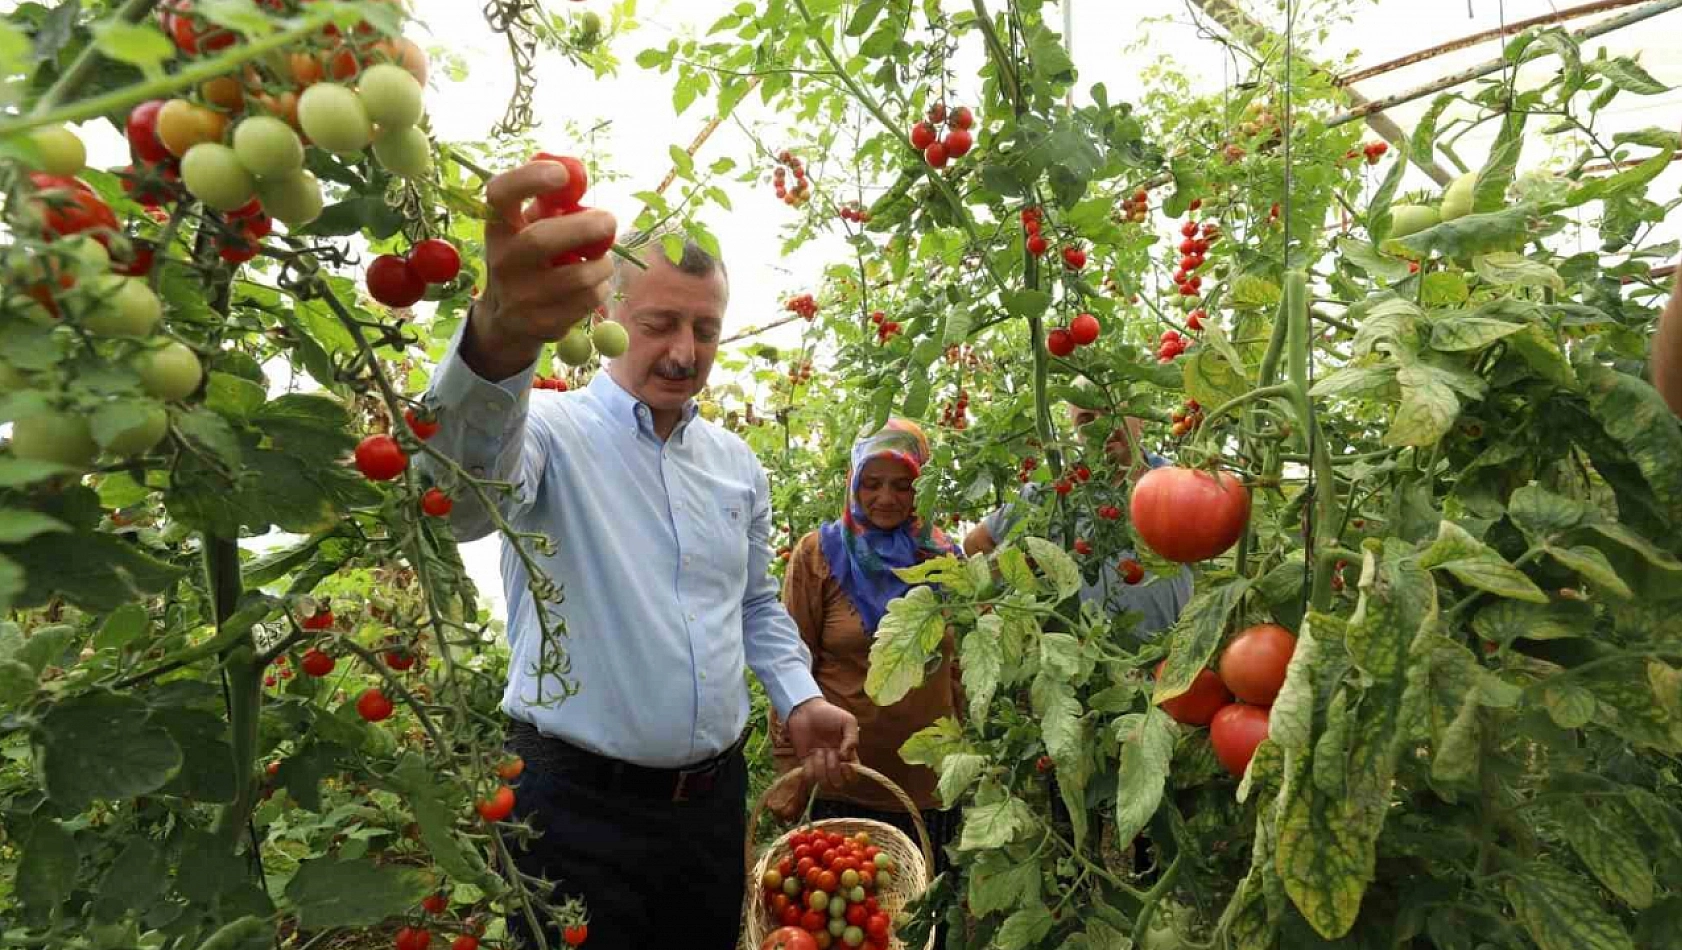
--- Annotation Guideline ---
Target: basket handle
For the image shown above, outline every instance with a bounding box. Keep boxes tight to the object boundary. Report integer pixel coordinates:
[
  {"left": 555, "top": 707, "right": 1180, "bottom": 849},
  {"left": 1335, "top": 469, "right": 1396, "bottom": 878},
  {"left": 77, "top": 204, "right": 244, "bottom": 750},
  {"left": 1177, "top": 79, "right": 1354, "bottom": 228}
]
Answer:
[{"left": 746, "top": 763, "right": 936, "bottom": 882}]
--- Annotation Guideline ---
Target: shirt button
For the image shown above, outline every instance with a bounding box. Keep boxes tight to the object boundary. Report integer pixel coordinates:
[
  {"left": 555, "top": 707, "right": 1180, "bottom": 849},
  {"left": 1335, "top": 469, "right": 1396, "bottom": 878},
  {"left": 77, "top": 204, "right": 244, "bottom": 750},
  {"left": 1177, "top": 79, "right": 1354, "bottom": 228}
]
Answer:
[
  {"left": 684, "top": 555, "right": 692, "bottom": 565},
  {"left": 688, "top": 613, "right": 697, "bottom": 621}
]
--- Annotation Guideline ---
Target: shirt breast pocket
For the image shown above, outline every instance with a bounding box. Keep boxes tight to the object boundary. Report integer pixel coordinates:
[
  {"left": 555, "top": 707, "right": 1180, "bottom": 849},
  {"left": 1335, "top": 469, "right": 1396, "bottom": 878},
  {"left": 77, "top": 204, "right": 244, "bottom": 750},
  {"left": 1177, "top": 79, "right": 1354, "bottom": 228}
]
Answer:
[{"left": 706, "top": 482, "right": 753, "bottom": 578}]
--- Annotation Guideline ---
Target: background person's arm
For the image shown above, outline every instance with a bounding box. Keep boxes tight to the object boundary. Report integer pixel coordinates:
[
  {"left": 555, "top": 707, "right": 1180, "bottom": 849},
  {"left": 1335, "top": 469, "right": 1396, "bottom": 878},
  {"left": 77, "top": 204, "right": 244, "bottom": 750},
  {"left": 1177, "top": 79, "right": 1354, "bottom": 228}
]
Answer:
[{"left": 1650, "top": 266, "right": 1682, "bottom": 417}]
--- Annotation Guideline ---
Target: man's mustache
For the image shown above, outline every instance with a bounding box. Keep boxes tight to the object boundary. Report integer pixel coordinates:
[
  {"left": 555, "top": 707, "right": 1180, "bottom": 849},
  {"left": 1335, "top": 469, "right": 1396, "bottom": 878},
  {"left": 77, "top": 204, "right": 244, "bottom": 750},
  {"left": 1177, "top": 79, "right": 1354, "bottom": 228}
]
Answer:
[{"left": 654, "top": 362, "right": 697, "bottom": 381}]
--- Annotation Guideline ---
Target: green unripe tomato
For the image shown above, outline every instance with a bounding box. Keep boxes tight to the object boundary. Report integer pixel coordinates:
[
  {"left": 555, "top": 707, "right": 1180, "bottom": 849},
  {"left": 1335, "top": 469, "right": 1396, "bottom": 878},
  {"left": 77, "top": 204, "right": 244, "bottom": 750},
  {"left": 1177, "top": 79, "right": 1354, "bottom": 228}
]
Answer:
[
  {"left": 30, "top": 124, "right": 86, "bottom": 176},
  {"left": 1388, "top": 203, "right": 1441, "bottom": 239},
  {"left": 181, "top": 143, "right": 256, "bottom": 212},
  {"left": 102, "top": 402, "right": 170, "bottom": 456},
  {"left": 136, "top": 341, "right": 203, "bottom": 402},
  {"left": 357, "top": 63, "right": 425, "bottom": 129},
  {"left": 232, "top": 116, "right": 305, "bottom": 179},
  {"left": 10, "top": 411, "right": 98, "bottom": 468},
  {"left": 1440, "top": 172, "right": 1476, "bottom": 221},
  {"left": 255, "top": 171, "right": 324, "bottom": 227},
  {"left": 81, "top": 275, "right": 162, "bottom": 338},
  {"left": 590, "top": 320, "right": 628, "bottom": 358},
  {"left": 555, "top": 322, "right": 594, "bottom": 366},
  {"left": 372, "top": 125, "right": 432, "bottom": 179},
  {"left": 297, "top": 83, "right": 372, "bottom": 156}
]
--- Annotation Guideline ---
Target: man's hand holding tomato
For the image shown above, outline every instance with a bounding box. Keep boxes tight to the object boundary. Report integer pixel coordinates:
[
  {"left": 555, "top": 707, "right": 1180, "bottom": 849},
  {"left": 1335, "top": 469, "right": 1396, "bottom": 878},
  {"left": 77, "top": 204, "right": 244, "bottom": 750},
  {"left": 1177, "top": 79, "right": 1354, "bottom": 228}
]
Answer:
[{"left": 460, "top": 159, "right": 618, "bottom": 381}]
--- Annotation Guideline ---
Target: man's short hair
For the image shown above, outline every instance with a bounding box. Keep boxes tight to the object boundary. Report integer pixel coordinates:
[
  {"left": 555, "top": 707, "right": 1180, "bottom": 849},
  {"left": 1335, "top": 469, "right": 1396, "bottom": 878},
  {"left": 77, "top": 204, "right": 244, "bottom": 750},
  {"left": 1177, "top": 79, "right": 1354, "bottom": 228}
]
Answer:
[{"left": 610, "top": 224, "right": 727, "bottom": 297}]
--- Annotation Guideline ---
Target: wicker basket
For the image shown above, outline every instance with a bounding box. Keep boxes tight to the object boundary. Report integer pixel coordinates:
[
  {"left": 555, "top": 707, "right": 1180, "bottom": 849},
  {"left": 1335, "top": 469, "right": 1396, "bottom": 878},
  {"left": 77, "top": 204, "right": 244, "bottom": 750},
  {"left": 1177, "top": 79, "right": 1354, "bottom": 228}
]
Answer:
[{"left": 741, "top": 763, "right": 935, "bottom": 950}]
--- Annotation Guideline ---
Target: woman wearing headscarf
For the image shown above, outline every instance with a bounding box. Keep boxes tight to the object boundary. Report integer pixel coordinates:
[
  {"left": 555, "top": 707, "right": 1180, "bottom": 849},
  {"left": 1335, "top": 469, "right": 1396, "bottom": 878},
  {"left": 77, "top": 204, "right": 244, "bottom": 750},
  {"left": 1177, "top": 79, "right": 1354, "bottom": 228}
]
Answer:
[{"left": 766, "top": 418, "right": 963, "bottom": 873}]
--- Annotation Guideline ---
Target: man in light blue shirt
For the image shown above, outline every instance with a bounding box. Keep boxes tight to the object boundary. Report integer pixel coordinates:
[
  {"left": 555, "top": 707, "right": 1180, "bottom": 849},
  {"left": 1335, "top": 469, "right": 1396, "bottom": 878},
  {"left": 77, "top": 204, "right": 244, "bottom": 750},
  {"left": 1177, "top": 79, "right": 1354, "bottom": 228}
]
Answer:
[{"left": 416, "top": 158, "right": 857, "bottom": 950}]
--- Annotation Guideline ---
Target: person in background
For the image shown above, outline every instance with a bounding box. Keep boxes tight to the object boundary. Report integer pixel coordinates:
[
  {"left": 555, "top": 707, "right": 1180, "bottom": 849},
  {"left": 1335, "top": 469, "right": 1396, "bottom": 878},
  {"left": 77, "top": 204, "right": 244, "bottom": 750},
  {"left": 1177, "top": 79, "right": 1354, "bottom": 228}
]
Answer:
[
  {"left": 766, "top": 418, "right": 964, "bottom": 877},
  {"left": 415, "top": 156, "right": 858, "bottom": 950},
  {"left": 1647, "top": 266, "right": 1682, "bottom": 416},
  {"left": 963, "top": 388, "right": 1193, "bottom": 642}
]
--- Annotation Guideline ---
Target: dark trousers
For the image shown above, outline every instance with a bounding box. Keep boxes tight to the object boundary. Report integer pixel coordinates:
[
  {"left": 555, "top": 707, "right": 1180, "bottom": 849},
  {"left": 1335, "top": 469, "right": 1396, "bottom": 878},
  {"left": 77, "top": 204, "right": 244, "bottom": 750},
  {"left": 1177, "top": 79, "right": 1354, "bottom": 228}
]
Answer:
[{"left": 501, "top": 729, "right": 748, "bottom": 950}]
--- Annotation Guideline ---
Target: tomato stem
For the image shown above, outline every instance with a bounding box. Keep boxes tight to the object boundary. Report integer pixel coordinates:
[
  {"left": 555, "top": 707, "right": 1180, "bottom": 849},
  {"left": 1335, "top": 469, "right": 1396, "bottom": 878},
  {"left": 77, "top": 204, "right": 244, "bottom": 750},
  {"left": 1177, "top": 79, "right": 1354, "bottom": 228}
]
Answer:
[{"left": 2, "top": 13, "right": 337, "bottom": 139}]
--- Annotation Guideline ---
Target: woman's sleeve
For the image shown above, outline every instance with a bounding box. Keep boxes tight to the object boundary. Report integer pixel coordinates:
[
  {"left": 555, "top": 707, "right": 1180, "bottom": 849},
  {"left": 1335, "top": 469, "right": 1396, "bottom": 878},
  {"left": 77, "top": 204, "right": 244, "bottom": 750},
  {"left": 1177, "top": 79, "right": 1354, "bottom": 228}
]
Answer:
[{"left": 782, "top": 532, "right": 828, "bottom": 660}]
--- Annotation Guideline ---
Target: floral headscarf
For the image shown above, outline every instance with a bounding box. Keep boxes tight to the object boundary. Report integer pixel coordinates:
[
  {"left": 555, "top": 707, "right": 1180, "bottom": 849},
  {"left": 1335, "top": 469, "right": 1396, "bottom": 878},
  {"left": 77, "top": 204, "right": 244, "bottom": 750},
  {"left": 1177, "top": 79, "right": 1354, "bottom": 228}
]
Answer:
[{"left": 817, "top": 418, "right": 960, "bottom": 635}]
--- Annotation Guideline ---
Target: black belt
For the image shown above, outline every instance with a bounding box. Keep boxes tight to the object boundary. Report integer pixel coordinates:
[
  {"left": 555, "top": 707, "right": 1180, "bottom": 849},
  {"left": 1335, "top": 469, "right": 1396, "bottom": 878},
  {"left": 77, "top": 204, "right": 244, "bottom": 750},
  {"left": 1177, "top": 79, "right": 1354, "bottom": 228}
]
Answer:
[{"left": 507, "top": 719, "right": 749, "bottom": 802}]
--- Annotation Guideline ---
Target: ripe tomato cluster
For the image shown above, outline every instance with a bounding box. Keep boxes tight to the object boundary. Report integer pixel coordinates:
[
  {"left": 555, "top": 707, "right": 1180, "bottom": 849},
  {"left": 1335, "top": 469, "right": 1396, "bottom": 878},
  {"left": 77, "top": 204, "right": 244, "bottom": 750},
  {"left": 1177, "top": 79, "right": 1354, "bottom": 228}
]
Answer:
[
  {"left": 1021, "top": 205, "right": 1048, "bottom": 257},
  {"left": 1169, "top": 399, "right": 1204, "bottom": 439},
  {"left": 532, "top": 375, "right": 571, "bottom": 392},
  {"left": 838, "top": 202, "right": 871, "bottom": 224},
  {"left": 1115, "top": 557, "right": 1145, "bottom": 585},
  {"left": 1016, "top": 455, "right": 1039, "bottom": 484},
  {"left": 1046, "top": 312, "right": 1101, "bottom": 358},
  {"left": 366, "top": 239, "right": 462, "bottom": 308},
  {"left": 1343, "top": 140, "right": 1390, "bottom": 164},
  {"left": 785, "top": 293, "right": 818, "bottom": 320},
  {"left": 1156, "top": 329, "right": 1187, "bottom": 364},
  {"left": 939, "top": 388, "right": 969, "bottom": 430},
  {"left": 908, "top": 101, "right": 975, "bottom": 169},
  {"left": 1155, "top": 623, "right": 1298, "bottom": 776},
  {"left": 773, "top": 151, "right": 812, "bottom": 207},
  {"left": 1117, "top": 187, "right": 1150, "bottom": 224},
  {"left": 760, "top": 826, "right": 898, "bottom": 950},
  {"left": 528, "top": 152, "right": 615, "bottom": 265},
  {"left": 868, "top": 310, "right": 902, "bottom": 343},
  {"left": 1171, "top": 217, "right": 1215, "bottom": 298}
]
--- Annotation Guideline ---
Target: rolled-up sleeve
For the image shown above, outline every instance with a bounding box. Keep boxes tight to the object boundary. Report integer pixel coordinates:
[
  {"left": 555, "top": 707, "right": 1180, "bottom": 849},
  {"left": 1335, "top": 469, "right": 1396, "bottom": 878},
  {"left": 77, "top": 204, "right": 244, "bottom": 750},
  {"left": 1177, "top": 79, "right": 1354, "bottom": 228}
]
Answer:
[
  {"left": 740, "top": 456, "right": 822, "bottom": 720},
  {"left": 415, "top": 317, "right": 548, "bottom": 543}
]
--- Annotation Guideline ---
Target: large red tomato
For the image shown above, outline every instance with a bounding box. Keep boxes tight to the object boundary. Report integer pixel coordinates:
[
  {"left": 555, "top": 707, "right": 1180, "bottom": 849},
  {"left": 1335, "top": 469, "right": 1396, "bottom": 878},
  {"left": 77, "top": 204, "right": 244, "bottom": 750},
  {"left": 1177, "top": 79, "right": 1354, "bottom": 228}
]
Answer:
[
  {"left": 1210, "top": 704, "right": 1270, "bottom": 776},
  {"left": 1154, "top": 660, "right": 1232, "bottom": 726},
  {"left": 762, "top": 926, "right": 818, "bottom": 950},
  {"left": 29, "top": 174, "right": 117, "bottom": 241},
  {"left": 1129, "top": 466, "right": 1250, "bottom": 562},
  {"left": 1218, "top": 623, "right": 1297, "bottom": 705}
]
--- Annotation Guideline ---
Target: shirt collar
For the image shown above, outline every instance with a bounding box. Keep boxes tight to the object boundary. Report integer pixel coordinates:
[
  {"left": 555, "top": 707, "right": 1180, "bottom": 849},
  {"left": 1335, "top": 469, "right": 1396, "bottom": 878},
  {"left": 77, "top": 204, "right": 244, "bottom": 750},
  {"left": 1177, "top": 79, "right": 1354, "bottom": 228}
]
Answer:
[{"left": 587, "top": 371, "right": 700, "bottom": 443}]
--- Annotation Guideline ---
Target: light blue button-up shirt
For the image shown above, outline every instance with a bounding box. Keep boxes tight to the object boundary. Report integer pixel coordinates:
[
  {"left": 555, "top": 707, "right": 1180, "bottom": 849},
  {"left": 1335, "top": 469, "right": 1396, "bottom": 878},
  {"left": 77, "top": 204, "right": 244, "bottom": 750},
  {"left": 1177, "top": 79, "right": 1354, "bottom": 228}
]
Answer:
[{"left": 419, "top": 327, "right": 822, "bottom": 768}]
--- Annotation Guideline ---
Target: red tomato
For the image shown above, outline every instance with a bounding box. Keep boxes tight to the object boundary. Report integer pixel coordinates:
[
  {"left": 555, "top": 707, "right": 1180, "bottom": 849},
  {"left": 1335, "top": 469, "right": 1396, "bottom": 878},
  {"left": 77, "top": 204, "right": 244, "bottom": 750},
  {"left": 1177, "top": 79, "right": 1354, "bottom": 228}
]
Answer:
[
  {"left": 908, "top": 122, "right": 936, "bottom": 150},
  {"left": 301, "top": 608, "right": 334, "bottom": 630},
  {"left": 796, "top": 856, "right": 816, "bottom": 876},
  {"left": 300, "top": 649, "right": 335, "bottom": 677},
  {"left": 475, "top": 784, "right": 515, "bottom": 821},
  {"left": 404, "top": 408, "right": 440, "bottom": 440},
  {"left": 532, "top": 152, "right": 588, "bottom": 209},
  {"left": 496, "top": 756, "right": 525, "bottom": 780},
  {"left": 1154, "top": 660, "right": 1232, "bottom": 726},
  {"left": 562, "top": 924, "right": 587, "bottom": 946},
  {"left": 1047, "top": 327, "right": 1076, "bottom": 358},
  {"left": 451, "top": 938, "right": 478, "bottom": 950},
  {"left": 29, "top": 174, "right": 117, "bottom": 241},
  {"left": 761, "top": 927, "right": 818, "bottom": 950},
  {"left": 356, "top": 688, "right": 394, "bottom": 722},
  {"left": 1070, "top": 312, "right": 1100, "bottom": 345},
  {"left": 366, "top": 253, "right": 426, "bottom": 307},
  {"left": 126, "top": 100, "right": 171, "bottom": 163},
  {"left": 816, "top": 870, "right": 837, "bottom": 892},
  {"left": 777, "top": 857, "right": 794, "bottom": 878},
  {"left": 421, "top": 488, "right": 453, "bottom": 517},
  {"left": 779, "top": 905, "right": 801, "bottom": 927},
  {"left": 1210, "top": 703, "right": 1270, "bottom": 776},
  {"left": 1117, "top": 558, "right": 1145, "bottom": 585},
  {"left": 420, "top": 893, "right": 447, "bottom": 915},
  {"left": 354, "top": 433, "right": 407, "bottom": 481},
  {"left": 384, "top": 647, "right": 417, "bottom": 670},
  {"left": 866, "top": 914, "right": 889, "bottom": 941},
  {"left": 820, "top": 849, "right": 838, "bottom": 868},
  {"left": 793, "top": 844, "right": 813, "bottom": 861},
  {"left": 394, "top": 927, "right": 431, "bottom": 950},
  {"left": 846, "top": 905, "right": 868, "bottom": 927},
  {"left": 1129, "top": 466, "right": 1250, "bottom": 563},
  {"left": 800, "top": 909, "right": 827, "bottom": 932},
  {"left": 408, "top": 239, "right": 462, "bottom": 284},
  {"left": 1218, "top": 623, "right": 1297, "bottom": 705}
]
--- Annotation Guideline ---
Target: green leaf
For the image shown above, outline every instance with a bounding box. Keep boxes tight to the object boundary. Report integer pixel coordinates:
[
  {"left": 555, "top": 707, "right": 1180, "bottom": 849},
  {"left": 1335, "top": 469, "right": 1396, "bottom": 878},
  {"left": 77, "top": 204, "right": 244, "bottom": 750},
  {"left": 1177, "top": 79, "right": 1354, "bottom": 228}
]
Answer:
[
  {"left": 92, "top": 838, "right": 167, "bottom": 923},
  {"left": 867, "top": 588, "right": 946, "bottom": 705},
  {"left": 961, "top": 614, "right": 1004, "bottom": 722},
  {"left": 1474, "top": 112, "right": 1525, "bottom": 214},
  {"left": 995, "top": 905, "right": 1055, "bottom": 950},
  {"left": 1022, "top": 537, "right": 1080, "bottom": 599},
  {"left": 3, "top": 528, "right": 187, "bottom": 612},
  {"left": 1561, "top": 147, "right": 1676, "bottom": 209},
  {"left": 958, "top": 796, "right": 1035, "bottom": 851},
  {"left": 1579, "top": 360, "right": 1682, "bottom": 526},
  {"left": 1592, "top": 56, "right": 1669, "bottom": 95},
  {"left": 1312, "top": 689, "right": 1351, "bottom": 796},
  {"left": 996, "top": 546, "right": 1037, "bottom": 594},
  {"left": 1474, "top": 252, "right": 1564, "bottom": 292},
  {"left": 1430, "top": 691, "right": 1480, "bottom": 787},
  {"left": 1418, "top": 520, "right": 1548, "bottom": 602},
  {"left": 899, "top": 718, "right": 965, "bottom": 771},
  {"left": 1428, "top": 315, "right": 1525, "bottom": 352},
  {"left": 1229, "top": 274, "right": 1282, "bottom": 310},
  {"left": 1472, "top": 598, "right": 1591, "bottom": 645},
  {"left": 90, "top": 21, "right": 174, "bottom": 75},
  {"left": 1420, "top": 271, "right": 1471, "bottom": 307},
  {"left": 17, "top": 818, "right": 77, "bottom": 915},
  {"left": 1335, "top": 236, "right": 1411, "bottom": 281},
  {"left": 0, "top": 458, "right": 74, "bottom": 487},
  {"left": 967, "top": 849, "right": 1041, "bottom": 916},
  {"left": 205, "top": 372, "right": 267, "bottom": 420},
  {"left": 33, "top": 690, "right": 182, "bottom": 811},
  {"left": 1112, "top": 706, "right": 1176, "bottom": 846},
  {"left": 1585, "top": 521, "right": 1682, "bottom": 573},
  {"left": 0, "top": 509, "right": 69, "bottom": 545},
  {"left": 1543, "top": 680, "right": 1598, "bottom": 728},
  {"left": 936, "top": 753, "right": 987, "bottom": 808},
  {"left": 285, "top": 856, "right": 433, "bottom": 930},
  {"left": 1412, "top": 95, "right": 1452, "bottom": 164},
  {"left": 152, "top": 708, "right": 235, "bottom": 803},
  {"left": 173, "top": 406, "right": 243, "bottom": 470},
  {"left": 1545, "top": 544, "right": 1634, "bottom": 598},
  {"left": 13, "top": 623, "right": 75, "bottom": 674},
  {"left": 389, "top": 753, "right": 494, "bottom": 888},
  {"left": 1563, "top": 807, "right": 1656, "bottom": 910},
  {"left": 93, "top": 604, "right": 149, "bottom": 652},
  {"left": 1309, "top": 366, "right": 1397, "bottom": 400},
  {"left": 1388, "top": 362, "right": 1461, "bottom": 446},
  {"left": 1366, "top": 136, "right": 1410, "bottom": 244},
  {"left": 1390, "top": 204, "right": 1532, "bottom": 259},
  {"left": 1508, "top": 324, "right": 1578, "bottom": 389},
  {"left": 1003, "top": 290, "right": 1051, "bottom": 320},
  {"left": 1182, "top": 324, "right": 1250, "bottom": 412},
  {"left": 1505, "top": 861, "right": 1638, "bottom": 950},
  {"left": 1154, "top": 577, "right": 1252, "bottom": 704}
]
